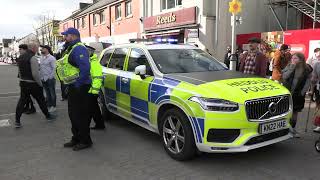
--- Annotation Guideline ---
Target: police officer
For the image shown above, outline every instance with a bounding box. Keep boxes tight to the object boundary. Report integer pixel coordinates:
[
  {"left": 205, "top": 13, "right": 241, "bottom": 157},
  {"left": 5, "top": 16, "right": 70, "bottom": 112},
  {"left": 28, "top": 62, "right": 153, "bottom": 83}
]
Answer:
[
  {"left": 58, "top": 28, "right": 92, "bottom": 151},
  {"left": 85, "top": 45, "right": 105, "bottom": 130}
]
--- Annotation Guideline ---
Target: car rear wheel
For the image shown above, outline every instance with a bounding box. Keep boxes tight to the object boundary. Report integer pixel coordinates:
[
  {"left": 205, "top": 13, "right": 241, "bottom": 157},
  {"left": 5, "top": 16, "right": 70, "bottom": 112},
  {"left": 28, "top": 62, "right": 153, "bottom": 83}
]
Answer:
[
  {"left": 315, "top": 140, "right": 320, "bottom": 153},
  {"left": 159, "top": 108, "right": 196, "bottom": 161}
]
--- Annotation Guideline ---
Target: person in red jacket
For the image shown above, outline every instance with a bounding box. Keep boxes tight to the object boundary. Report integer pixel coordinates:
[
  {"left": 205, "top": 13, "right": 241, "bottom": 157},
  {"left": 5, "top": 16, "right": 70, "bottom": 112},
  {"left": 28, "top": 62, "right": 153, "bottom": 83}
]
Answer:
[{"left": 239, "top": 37, "right": 267, "bottom": 77}]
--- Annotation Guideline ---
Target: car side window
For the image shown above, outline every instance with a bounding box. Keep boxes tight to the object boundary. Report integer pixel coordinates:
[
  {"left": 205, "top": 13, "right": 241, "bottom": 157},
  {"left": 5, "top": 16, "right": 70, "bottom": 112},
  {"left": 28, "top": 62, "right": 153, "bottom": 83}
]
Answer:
[
  {"left": 127, "top": 48, "right": 153, "bottom": 76},
  {"left": 108, "top": 48, "right": 128, "bottom": 70},
  {"left": 100, "top": 49, "right": 114, "bottom": 67}
]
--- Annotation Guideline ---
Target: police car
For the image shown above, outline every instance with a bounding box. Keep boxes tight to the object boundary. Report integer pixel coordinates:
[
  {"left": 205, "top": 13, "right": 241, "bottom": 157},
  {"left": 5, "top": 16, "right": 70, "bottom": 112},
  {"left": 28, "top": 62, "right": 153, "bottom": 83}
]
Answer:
[{"left": 98, "top": 43, "right": 292, "bottom": 160}]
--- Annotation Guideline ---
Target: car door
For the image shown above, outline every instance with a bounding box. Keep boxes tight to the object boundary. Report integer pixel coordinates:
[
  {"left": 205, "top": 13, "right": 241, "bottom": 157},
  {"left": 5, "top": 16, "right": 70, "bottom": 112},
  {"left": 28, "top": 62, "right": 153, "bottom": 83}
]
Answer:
[
  {"left": 109, "top": 48, "right": 130, "bottom": 117},
  {"left": 122, "top": 48, "right": 155, "bottom": 125},
  {"left": 101, "top": 47, "right": 128, "bottom": 114}
]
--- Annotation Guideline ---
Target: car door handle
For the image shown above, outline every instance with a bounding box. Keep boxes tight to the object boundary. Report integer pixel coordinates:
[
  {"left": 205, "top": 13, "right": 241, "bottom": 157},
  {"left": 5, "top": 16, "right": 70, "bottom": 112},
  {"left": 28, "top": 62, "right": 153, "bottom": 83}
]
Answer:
[{"left": 121, "top": 77, "right": 129, "bottom": 83}]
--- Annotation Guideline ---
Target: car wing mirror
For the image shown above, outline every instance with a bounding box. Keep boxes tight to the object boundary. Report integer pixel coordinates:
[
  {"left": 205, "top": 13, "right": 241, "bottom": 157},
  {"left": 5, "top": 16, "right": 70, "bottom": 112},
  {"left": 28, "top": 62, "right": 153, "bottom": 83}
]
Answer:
[{"left": 135, "top": 65, "right": 146, "bottom": 79}]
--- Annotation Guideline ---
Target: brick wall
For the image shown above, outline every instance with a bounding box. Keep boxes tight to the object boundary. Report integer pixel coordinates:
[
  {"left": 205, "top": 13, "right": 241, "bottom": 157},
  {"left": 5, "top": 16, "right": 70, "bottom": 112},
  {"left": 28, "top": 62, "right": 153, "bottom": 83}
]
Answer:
[{"left": 110, "top": 0, "right": 141, "bottom": 36}]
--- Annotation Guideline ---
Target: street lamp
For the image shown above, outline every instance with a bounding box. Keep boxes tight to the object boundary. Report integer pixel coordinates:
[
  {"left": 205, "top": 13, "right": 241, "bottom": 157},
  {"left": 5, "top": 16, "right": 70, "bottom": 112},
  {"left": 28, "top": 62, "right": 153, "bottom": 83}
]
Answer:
[{"left": 229, "top": 0, "right": 242, "bottom": 71}]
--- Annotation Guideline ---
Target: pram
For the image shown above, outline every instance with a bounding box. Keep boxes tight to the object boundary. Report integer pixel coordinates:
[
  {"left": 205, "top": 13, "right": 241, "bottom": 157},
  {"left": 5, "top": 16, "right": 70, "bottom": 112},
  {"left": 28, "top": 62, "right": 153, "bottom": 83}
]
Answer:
[{"left": 313, "top": 110, "right": 320, "bottom": 152}]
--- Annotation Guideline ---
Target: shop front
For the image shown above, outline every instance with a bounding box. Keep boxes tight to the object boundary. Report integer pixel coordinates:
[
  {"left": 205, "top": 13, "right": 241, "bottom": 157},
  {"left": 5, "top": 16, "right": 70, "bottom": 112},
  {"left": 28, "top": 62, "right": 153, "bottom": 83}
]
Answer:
[{"left": 143, "top": 7, "right": 198, "bottom": 44}]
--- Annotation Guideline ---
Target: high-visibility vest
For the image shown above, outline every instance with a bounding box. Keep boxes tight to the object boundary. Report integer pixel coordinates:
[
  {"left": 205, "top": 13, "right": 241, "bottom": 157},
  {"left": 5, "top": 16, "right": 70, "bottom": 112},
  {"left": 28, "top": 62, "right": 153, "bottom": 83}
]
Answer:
[
  {"left": 88, "top": 53, "right": 103, "bottom": 95},
  {"left": 56, "top": 42, "right": 85, "bottom": 84}
]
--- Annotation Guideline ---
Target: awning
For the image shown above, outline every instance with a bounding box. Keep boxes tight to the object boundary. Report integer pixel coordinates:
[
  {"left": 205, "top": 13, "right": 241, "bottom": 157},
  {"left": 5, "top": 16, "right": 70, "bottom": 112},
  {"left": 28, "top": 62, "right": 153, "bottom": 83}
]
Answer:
[{"left": 145, "top": 29, "right": 182, "bottom": 38}]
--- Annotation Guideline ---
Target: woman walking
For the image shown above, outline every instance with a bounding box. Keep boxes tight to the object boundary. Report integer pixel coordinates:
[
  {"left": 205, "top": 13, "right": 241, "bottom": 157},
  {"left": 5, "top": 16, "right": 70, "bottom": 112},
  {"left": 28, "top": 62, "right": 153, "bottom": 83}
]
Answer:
[{"left": 282, "top": 52, "right": 313, "bottom": 138}]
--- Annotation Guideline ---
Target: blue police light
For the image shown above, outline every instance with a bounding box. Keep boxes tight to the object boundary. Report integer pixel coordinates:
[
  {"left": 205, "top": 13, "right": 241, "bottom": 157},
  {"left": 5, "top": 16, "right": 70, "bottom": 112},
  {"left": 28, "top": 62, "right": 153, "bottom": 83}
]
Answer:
[
  {"left": 168, "top": 38, "right": 178, "bottom": 43},
  {"left": 156, "top": 38, "right": 162, "bottom": 42}
]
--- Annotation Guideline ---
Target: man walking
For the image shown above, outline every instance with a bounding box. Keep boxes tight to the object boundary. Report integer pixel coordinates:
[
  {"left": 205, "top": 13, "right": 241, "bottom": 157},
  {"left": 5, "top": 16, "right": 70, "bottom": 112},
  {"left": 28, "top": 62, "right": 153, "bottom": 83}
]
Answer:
[
  {"left": 17, "top": 44, "right": 36, "bottom": 114},
  {"left": 40, "top": 45, "right": 57, "bottom": 112},
  {"left": 57, "top": 28, "right": 92, "bottom": 151},
  {"left": 15, "top": 43, "right": 55, "bottom": 128},
  {"left": 239, "top": 37, "right": 267, "bottom": 77},
  {"left": 86, "top": 45, "right": 105, "bottom": 130}
]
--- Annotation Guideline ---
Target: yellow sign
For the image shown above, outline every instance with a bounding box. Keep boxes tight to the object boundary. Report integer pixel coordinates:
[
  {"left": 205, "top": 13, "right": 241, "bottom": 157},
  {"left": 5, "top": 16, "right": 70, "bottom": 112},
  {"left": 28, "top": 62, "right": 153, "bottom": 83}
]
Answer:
[
  {"left": 229, "top": 0, "right": 242, "bottom": 15},
  {"left": 156, "top": 13, "right": 177, "bottom": 25}
]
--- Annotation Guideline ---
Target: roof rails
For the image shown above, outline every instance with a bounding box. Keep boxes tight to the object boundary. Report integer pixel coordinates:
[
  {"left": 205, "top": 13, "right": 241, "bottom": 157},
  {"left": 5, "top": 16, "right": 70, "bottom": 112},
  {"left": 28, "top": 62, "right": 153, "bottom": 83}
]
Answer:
[
  {"left": 129, "top": 38, "right": 154, "bottom": 43},
  {"left": 129, "top": 38, "right": 179, "bottom": 45}
]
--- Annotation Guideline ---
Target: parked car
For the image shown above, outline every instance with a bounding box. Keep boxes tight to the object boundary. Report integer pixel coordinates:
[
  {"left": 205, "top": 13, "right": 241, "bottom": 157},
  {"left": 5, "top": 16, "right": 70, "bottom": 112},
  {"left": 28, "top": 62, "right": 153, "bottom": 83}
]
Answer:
[{"left": 98, "top": 43, "right": 293, "bottom": 160}]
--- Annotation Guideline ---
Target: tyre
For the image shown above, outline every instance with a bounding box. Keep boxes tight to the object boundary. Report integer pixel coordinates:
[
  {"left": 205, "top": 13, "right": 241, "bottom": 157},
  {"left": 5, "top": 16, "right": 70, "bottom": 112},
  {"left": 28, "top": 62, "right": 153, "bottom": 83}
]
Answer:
[
  {"left": 159, "top": 108, "right": 196, "bottom": 161},
  {"left": 315, "top": 140, "right": 320, "bottom": 153},
  {"left": 98, "top": 91, "right": 112, "bottom": 121}
]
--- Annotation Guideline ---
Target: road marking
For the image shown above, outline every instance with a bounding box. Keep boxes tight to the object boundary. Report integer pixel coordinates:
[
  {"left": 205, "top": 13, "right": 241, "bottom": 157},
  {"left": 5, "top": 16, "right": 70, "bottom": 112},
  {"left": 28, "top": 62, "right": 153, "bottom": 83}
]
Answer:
[
  {"left": 0, "top": 113, "right": 15, "bottom": 117},
  {"left": 0, "top": 96, "right": 20, "bottom": 99},
  {"left": 0, "top": 119, "right": 11, "bottom": 127}
]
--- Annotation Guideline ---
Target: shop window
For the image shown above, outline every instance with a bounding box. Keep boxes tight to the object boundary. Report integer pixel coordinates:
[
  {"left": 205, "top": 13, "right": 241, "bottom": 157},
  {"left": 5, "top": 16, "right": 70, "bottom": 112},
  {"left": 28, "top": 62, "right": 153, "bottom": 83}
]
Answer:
[
  {"left": 115, "top": 4, "right": 122, "bottom": 20},
  {"left": 161, "top": 0, "right": 182, "bottom": 11},
  {"left": 125, "top": 1, "right": 132, "bottom": 17},
  {"left": 100, "top": 49, "right": 114, "bottom": 67},
  {"left": 93, "top": 14, "right": 98, "bottom": 25},
  {"left": 127, "top": 48, "right": 153, "bottom": 75},
  {"left": 100, "top": 10, "right": 105, "bottom": 24},
  {"left": 108, "top": 48, "right": 128, "bottom": 70},
  {"left": 81, "top": 17, "right": 86, "bottom": 28}
]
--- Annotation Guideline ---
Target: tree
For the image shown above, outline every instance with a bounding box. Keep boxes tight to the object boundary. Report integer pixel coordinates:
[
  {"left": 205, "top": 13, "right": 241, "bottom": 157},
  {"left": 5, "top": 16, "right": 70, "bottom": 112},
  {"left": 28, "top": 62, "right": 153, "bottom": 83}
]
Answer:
[{"left": 33, "top": 12, "right": 56, "bottom": 47}]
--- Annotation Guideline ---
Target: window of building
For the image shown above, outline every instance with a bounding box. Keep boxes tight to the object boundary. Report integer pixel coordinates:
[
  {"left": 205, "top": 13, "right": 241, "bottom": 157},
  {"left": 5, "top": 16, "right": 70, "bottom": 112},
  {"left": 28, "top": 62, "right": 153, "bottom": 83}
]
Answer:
[
  {"left": 108, "top": 48, "right": 128, "bottom": 70},
  {"left": 63, "top": 23, "right": 68, "bottom": 31},
  {"left": 93, "top": 14, "right": 97, "bottom": 25},
  {"left": 81, "top": 17, "right": 86, "bottom": 28},
  {"left": 100, "top": 49, "right": 114, "bottom": 67},
  {"left": 128, "top": 48, "right": 153, "bottom": 75},
  {"left": 125, "top": 1, "right": 132, "bottom": 17},
  {"left": 100, "top": 10, "right": 105, "bottom": 24},
  {"left": 76, "top": 19, "right": 81, "bottom": 29},
  {"left": 161, "top": 0, "right": 182, "bottom": 11},
  {"left": 115, "top": 4, "right": 122, "bottom": 20}
]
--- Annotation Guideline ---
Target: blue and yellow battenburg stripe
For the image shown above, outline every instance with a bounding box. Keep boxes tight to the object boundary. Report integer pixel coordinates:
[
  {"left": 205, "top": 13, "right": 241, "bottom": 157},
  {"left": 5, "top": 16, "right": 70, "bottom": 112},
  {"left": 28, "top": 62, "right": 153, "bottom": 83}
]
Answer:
[{"left": 103, "top": 69, "right": 206, "bottom": 143}]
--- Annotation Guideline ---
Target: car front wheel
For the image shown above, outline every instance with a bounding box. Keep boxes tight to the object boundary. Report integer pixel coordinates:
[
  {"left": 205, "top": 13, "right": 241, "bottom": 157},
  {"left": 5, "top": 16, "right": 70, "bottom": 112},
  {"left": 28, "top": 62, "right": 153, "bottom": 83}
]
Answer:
[{"left": 159, "top": 108, "right": 196, "bottom": 161}]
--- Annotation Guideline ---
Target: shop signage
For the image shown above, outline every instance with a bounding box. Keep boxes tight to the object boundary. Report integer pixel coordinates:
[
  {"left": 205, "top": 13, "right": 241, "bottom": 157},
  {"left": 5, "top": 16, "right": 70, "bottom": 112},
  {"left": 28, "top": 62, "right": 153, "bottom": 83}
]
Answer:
[
  {"left": 187, "top": 29, "right": 199, "bottom": 38},
  {"left": 156, "top": 13, "right": 176, "bottom": 25},
  {"left": 144, "top": 7, "right": 197, "bottom": 31}
]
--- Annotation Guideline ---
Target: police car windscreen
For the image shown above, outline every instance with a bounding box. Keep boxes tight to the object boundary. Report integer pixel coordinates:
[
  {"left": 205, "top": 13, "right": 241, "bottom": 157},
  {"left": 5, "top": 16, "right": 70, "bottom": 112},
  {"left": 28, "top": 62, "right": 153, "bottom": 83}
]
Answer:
[{"left": 149, "top": 49, "right": 227, "bottom": 74}]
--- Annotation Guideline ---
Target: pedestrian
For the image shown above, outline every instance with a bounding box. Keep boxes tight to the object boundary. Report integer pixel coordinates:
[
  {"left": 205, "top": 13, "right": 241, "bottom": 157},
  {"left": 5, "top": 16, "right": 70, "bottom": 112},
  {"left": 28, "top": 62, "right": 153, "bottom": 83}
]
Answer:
[
  {"left": 39, "top": 45, "right": 57, "bottom": 113},
  {"left": 17, "top": 44, "right": 36, "bottom": 114},
  {"left": 85, "top": 45, "right": 105, "bottom": 130},
  {"left": 239, "top": 37, "right": 267, "bottom": 77},
  {"left": 15, "top": 43, "right": 56, "bottom": 128},
  {"left": 224, "top": 45, "right": 232, "bottom": 69},
  {"left": 310, "top": 56, "right": 320, "bottom": 133},
  {"left": 282, "top": 52, "right": 313, "bottom": 138},
  {"left": 307, "top": 48, "right": 320, "bottom": 68},
  {"left": 57, "top": 28, "right": 92, "bottom": 151},
  {"left": 271, "top": 44, "right": 291, "bottom": 82},
  {"left": 307, "top": 48, "right": 320, "bottom": 102}
]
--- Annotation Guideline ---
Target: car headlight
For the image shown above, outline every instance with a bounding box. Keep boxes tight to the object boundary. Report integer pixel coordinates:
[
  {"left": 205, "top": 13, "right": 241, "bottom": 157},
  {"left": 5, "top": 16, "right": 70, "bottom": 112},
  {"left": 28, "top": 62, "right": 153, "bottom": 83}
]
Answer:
[{"left": 189, "top": 96, "right": 239, "bottom": 112}]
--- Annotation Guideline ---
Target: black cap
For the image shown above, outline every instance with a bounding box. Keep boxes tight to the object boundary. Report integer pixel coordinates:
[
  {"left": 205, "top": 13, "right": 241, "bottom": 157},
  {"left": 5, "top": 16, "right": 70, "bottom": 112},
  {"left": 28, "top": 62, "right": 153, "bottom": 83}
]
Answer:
[
  {"left": 18, "top": 44, "right": 28, "bottom": 50},
  {"left": 280, "top": 44, "right": 289, "bottom": 51},
  {"left": 40, "top": 45, "right": 52, "bottom": 51},
  {"left": 248, "top": 37, "right": 261, "bottom": 44},
  {"left": 85, "top": 45, "right": 96, "bottom": 51}
]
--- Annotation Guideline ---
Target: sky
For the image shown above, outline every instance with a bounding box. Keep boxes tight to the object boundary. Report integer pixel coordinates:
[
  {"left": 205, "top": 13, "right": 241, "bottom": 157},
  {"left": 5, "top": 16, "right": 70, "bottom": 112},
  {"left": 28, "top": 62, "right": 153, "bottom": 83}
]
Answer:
[{"left": 0, "top": 0, "right": 93, "bottom": 40}]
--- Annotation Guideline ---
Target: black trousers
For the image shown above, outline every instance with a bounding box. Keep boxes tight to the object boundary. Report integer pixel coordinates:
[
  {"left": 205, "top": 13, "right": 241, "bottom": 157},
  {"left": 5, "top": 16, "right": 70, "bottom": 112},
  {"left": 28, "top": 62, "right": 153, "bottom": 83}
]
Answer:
[
  {"left": 16, "top": 81, "right": 49, "bottom": 123},
  {"left": 88, "top": 93, "right": 105, "bottom": 128},
  {"left": 23, "top": 95, "right": 35, "bottom": 112},
  {"left": 60, "top": 81, "right": 68, "bottom": 100},
  {"left": 68, "top": 85, "right": 92, "bottom": 145}
]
